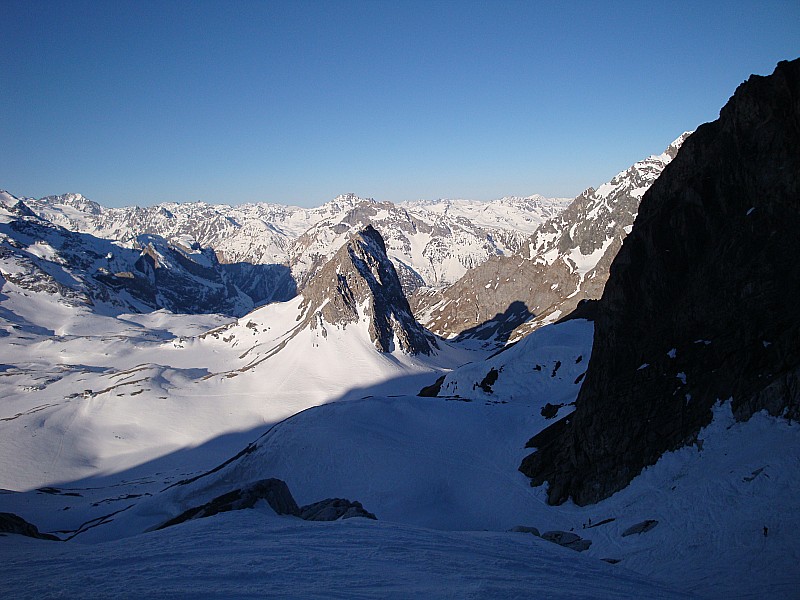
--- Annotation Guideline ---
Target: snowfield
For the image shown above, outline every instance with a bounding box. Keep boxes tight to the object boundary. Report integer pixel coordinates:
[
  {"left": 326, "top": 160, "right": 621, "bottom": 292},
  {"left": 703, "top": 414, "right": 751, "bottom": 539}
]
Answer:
[
  {"left": 0, "top": 282, "right": 471, "bottom": 491},
  {"left": 0, "top": 513, "right": 688, "bottom": 599},
  {"left": 1, "top": 307, "right": 797, "bottom": 598}
]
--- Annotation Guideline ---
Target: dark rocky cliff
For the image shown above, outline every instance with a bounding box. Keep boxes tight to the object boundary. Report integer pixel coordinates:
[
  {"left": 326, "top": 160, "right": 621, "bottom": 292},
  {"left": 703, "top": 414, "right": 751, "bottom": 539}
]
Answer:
[{"left": 520, "top": 59, "right": 800, "bottom": 506}]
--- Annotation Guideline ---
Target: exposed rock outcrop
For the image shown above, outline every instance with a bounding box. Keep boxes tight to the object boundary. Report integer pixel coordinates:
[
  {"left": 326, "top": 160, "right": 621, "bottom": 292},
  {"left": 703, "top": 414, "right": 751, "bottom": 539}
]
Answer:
[
  {"left": 299, "top": 225, "right": 438, "bottom": 354},
  {"left": 156, "top": 478, "right": 377, "bottom": 530},
  {"left": 541, "top": 530, "right": 592, "bottom": 552},
  {"left": 0, "top": 512, "right": 60, "bottom": 541},
  {"left": 299, "top": 498, "right": 377, "bottom": 521},
  {"left": 520, "top": 59, "right": 800, "bottom": 505},
  {"left": 622, "top": 520, "right": 659, "bottom": 537},
  {"left": 510, "top": 525, "right": 541, "bottom": 536},
  {"left": 156, "top": 478, "right": 300, "bottom": 529}
]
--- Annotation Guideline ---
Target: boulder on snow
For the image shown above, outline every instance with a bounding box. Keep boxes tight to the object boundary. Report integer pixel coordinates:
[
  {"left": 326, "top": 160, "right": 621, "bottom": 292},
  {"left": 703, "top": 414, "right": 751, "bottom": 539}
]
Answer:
[
  {"left": 418, "top": 375, "right": 445, "bottom": 397},
  {"left": 299, "top": 498, "right": 377, "bottom": 521},
  {"left": 541, "top": 530, "right": 592, "bottom": 552},
  {"left": 510, "top": 525, "right": 541, "bottom": 536},
  {"left": 156, "top": 478, "right": 301, "bottom": 529},
  {"left": 0, "top": 512, "right": 60, "bottom": 541},
  {"left": 156, "top": 479, "right": 377, "bottom": 530},
  {"left": 621, "top": 520, "right": 659, "bottom": 537}
]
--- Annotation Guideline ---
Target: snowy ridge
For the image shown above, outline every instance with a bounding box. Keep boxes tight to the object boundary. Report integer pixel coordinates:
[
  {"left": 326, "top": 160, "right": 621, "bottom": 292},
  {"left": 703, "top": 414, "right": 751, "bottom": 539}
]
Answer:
[
  {"left": 16, "top": 190, "right": 571, "bottom": 292},
  {"left": 0, "top": 192, "right": 293, "bottom": 316}
]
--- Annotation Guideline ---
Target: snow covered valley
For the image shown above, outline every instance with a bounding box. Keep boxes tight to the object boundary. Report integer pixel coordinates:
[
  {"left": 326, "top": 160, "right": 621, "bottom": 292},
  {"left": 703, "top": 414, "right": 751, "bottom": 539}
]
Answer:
[{"left": 1, "top": 304, "right": 797, "bottom": 598}]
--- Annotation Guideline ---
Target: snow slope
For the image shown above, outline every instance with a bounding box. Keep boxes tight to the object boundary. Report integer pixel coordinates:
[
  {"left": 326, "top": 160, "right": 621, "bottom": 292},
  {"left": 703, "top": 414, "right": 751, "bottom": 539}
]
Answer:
[
  {"left": 0, "top": 511, "right": 687, "bottom": 599},
  {"left": 0, "top": 310, "right": 797, "bottom": 598},
  {"left": 0, "top": 273, "right": 470, "bottom": 492}
]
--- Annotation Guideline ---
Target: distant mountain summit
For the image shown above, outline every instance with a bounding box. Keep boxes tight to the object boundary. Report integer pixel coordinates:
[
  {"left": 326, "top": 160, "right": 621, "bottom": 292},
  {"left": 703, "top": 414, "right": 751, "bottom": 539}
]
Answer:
[
  {"left": 299, "top": 225, "right": 437, "bottom": 355},
  {"left": 521, "top": 58, "right": 800, "bottom": 505}
]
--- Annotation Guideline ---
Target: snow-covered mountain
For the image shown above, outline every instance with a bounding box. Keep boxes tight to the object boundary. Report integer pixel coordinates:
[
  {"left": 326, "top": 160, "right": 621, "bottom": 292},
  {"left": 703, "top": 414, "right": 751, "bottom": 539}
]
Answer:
[
  {"left": 25, "top": 193, "right": 317, "bottom": 266},
  {"left": 400, "top": 194, "right": 571, "bottom": 236},
  {"left": 413, "top": 132, "right": 692, "bottom": 344},
  {"left": 21, "top": 191, "right": 571, "bottom": 293},
  {"left": 287, "top": 195, "right": 546, "bottom": 293},
  {"left": 0, "top": 191, "right": 294, "bottom": 316}
]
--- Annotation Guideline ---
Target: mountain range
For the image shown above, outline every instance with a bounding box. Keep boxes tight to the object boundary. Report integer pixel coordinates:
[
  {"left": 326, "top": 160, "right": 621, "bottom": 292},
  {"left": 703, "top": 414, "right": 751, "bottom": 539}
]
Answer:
[{"left": 17, "top": 190, "right": 570, "bottom": 294}]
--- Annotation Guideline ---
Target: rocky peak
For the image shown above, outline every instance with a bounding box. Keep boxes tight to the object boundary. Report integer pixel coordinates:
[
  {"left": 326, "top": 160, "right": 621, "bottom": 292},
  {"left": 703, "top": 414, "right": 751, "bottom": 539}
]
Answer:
[
  {"left": 664, "top": 131, "right": 693, "bottom": 159},
  {"left": 520, "top": 58, "right": 800, "bottom": 506},
  {"left": 320, "top": 193, "right": 375, "bottom": 214},
  {"left": 40, "top": 193, "right": 104, "bottom": 215},
  {"left": 299, "top": 225, "right": 437, "bottom": 354}
]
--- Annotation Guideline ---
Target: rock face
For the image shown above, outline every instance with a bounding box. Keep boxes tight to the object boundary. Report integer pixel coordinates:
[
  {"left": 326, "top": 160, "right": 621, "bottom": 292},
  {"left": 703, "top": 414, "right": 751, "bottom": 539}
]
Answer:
[
  {"left": 0, "top": 512, "right": 60, "bottom": 541},
  {"left": 299, "top": 226, "right": 437, "bottom": 355},
  {"left": 156, "top": 479, "right": 376, "bottom": 530},
  {"left": 413, "top": 134, "right": 689, "bottom": 345},
  {"left": 520, "top": 59, "right": 800, "bottom": 505},
  {"left": 299, "top": 498, "right": 377, "bottom": 521}
]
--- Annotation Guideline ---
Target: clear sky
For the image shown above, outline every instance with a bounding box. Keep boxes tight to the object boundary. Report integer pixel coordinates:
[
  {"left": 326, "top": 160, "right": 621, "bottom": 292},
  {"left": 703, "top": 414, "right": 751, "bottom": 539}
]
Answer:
[{"left": 2, "top": 1, "right": 798, "bottom": 208}]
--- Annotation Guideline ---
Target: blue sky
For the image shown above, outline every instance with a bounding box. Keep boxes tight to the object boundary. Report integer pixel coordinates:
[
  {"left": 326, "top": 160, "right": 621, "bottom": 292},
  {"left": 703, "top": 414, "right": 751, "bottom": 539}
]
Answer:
[{"left": 2, "top": 1, "right": 798, "bottom": 207}]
